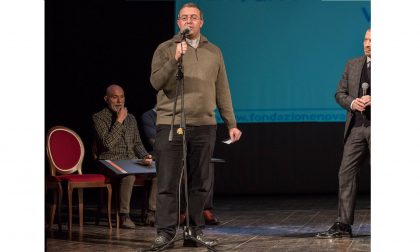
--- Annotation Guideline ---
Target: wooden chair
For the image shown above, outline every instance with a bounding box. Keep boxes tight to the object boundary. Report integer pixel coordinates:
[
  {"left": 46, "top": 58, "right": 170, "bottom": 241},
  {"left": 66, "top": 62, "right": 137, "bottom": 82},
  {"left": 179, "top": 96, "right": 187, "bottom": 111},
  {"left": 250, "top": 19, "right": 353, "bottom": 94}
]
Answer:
[
  {"left": 46, "top": 126, "right": 112, "bottom": 232},
  {"left": 46, "top": 176, "right": 63, "bottom": 231}
]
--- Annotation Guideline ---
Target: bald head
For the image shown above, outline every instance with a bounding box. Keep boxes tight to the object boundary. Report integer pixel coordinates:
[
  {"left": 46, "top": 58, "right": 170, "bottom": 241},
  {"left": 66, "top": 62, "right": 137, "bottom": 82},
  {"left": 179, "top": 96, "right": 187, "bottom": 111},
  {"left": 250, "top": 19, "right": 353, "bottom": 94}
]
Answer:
[
  {"left": 106, "top": 84, "right": 124, "bottom": 96},
  {"left": 104, "top": 84, "right": 125, "bottom": 112}
]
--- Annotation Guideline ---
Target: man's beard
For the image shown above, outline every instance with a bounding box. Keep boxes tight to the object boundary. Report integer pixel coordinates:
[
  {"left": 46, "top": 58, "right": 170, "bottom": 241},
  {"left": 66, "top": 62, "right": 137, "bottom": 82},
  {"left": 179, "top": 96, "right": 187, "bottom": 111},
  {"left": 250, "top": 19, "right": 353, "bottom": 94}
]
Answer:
[{"left": 110, "top": 104, "right": 123, "bottom": 112}]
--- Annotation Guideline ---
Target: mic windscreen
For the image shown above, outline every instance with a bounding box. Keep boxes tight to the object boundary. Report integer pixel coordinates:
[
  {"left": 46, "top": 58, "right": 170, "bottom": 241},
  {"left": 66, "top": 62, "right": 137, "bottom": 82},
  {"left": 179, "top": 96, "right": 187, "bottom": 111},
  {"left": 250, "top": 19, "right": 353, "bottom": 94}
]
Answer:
[
  {"left": 362, "top": 82, "right": 369, "bottom": 90},
  {"left": 181, "top": 28, "right": 190, "bottom": 35}
]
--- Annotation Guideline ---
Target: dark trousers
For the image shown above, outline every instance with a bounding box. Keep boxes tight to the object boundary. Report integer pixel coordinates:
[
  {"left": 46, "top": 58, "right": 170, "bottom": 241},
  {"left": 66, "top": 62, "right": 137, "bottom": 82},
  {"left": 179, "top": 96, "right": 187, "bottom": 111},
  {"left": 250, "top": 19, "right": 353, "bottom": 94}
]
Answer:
[
  {"left": 154, "top": 125, "right": 216, "bottom": 238},
  {"left": 337, "top": 125, "right": 370, "bottom": 225},
  {"left": 204, "top": 162, "right": 214, "bottom": 210},
  {"left": 181, "top": 162, "right": 214, "bottom": 211}
]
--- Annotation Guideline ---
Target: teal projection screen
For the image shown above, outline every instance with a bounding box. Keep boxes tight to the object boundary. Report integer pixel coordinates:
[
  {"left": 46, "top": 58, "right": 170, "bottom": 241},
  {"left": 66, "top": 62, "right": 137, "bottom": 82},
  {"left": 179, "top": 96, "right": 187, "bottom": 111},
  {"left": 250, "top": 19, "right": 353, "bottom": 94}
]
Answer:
[{"left": 175, "top": 0, "right": 371, "bottom": 122}]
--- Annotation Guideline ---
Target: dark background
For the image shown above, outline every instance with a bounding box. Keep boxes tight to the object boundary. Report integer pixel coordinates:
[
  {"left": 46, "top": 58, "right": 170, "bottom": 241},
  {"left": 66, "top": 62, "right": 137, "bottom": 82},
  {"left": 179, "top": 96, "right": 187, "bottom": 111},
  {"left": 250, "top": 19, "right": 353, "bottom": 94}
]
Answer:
[{"left": 46, "top": 0, "right": 370, "bottom": 196}]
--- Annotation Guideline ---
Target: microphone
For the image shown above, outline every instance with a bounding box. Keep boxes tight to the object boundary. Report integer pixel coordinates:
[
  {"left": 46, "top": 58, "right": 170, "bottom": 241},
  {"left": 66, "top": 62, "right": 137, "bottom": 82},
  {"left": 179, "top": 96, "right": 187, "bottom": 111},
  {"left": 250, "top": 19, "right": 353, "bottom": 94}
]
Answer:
[
  {"left": 180, "top": 28, "right": 190, "bottom": 38},
  {"left": 362, "top": 82, "right": 369, "bottom": 96},
  {"left": 361, "top": 82, "right": 369, "bottom": 116}
]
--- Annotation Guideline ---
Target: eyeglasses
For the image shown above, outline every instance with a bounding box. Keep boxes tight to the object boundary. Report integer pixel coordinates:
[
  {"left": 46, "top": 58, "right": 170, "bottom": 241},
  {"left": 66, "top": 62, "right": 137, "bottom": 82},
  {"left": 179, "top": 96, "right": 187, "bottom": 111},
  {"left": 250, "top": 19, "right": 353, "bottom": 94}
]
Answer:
[{"left": 178, "top": 15, "right": 201, "bottom": 22}]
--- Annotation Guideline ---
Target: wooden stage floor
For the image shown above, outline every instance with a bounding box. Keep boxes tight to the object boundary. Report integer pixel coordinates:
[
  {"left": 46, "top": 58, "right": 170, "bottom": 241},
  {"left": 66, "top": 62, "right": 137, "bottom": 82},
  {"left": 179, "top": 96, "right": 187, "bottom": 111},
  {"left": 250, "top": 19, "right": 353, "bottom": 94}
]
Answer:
[{"left": 46, "top": 195, "right": 370, "bottom": 251}]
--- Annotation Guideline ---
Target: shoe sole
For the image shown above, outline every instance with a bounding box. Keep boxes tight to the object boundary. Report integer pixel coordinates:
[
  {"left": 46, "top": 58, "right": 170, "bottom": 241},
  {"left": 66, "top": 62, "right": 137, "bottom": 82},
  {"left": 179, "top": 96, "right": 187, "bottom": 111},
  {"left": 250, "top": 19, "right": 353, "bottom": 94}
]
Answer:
[
  {"left": 183, "top": 239, "right": 218, "bottom": 247},
  {"left": 205, "top": 221, "right": 220, "bottom": 225},
  {"left": 151, "top": 243, "right": 174, "bottom": 251},
  {"left": 315, "top": 234, "right": 352, "bottom": 239}
]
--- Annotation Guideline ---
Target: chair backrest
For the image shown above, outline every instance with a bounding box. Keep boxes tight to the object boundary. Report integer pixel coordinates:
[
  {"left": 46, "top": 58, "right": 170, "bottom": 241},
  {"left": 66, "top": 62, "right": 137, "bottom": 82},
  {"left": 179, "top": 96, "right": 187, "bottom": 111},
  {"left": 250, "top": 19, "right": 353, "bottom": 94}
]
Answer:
[{"left": 46, "top": 126, "right": 85, "bottom": 176}]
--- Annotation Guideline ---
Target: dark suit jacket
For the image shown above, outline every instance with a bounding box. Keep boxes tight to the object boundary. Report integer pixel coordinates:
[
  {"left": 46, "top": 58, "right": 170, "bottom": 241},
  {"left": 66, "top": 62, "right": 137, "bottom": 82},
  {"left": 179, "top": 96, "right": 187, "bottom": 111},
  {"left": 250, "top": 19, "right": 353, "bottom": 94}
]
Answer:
[
  {"left": 140, "top": 108, "right": 157, "bottom": 151},
  {"left": 335, "top": 55, "right": 367, "bottom": 142}
]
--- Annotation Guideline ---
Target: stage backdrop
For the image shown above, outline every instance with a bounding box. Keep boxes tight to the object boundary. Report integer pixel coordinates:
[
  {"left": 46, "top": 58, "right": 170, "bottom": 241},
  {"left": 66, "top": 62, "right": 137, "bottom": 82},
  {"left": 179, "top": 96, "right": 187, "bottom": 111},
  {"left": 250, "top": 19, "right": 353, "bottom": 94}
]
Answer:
[
  {"left": 176, "top": 0, "right": 371, "bottom": 123},
  {"left": 46, "top": 0, "right": 370, "bottom": 196}
]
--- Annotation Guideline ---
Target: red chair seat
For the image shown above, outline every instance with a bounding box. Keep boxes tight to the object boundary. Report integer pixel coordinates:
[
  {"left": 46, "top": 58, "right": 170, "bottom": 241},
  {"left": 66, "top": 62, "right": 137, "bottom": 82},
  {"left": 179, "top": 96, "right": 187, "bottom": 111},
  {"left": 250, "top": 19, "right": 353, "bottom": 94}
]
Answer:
[{"left": 56, "top": 174, "right": 106, "bottom": 182}]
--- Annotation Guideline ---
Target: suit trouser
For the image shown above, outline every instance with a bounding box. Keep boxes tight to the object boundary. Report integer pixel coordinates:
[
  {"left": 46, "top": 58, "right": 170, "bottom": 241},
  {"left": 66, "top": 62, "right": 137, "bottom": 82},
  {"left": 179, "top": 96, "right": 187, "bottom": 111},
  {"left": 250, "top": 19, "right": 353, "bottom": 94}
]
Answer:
[
  {"left": 120, "top": 175, "right": 157, "bottom": 213},
  {"left": 148, "top": 177, "right": 157, "bottom": 211},
  {"left": 337, "top": 125, "right": 370, "bottom": 225},
  {"left": 154, "top": 125, "right": 216, "bottom": 238},
  {"left": 119, "top": 174, "right": 135, "bottom": 214}
]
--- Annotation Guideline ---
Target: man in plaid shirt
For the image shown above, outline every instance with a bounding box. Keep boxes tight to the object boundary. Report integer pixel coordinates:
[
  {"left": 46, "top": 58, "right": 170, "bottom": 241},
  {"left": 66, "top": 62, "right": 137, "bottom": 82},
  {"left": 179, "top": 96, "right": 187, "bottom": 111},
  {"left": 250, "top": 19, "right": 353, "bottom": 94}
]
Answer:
[{"left": 93, "top": 84, "right": 155, "bottom": 228}]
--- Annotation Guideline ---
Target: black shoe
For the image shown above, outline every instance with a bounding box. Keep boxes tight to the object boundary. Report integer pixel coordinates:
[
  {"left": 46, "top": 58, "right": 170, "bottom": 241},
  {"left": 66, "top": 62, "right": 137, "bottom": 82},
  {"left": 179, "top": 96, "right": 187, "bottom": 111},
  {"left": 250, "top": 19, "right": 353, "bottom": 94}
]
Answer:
[
  {"left": 183, "top": 229, "right": 218, "bottom": 247},
  {"left": 120, "top": 214, "right": 136, "bottom": 229},
  {"left": 145, "top": 210, "right": 155, "bottom": 227},
  {"left": 316, "top": 222, "right": 353, "bottom": 238},
  {"left": 150, "top": 234, "right": 174, "bottom": 251}
]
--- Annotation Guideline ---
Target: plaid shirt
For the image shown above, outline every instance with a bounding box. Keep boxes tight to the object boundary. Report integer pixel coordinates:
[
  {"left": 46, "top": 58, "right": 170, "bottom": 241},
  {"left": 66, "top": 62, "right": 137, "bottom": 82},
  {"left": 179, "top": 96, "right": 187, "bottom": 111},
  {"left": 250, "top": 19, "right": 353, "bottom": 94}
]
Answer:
[{"left": 93, "top": 107, "right": 149, "bottom": 160}]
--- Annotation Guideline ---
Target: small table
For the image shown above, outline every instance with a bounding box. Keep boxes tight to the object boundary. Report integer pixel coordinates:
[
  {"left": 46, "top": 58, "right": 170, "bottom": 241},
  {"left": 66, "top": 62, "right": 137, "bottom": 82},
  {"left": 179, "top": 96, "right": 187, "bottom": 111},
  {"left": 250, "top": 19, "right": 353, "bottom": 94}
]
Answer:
[{"left": 98, "top": 159, "right": 156, "bottom": 175}]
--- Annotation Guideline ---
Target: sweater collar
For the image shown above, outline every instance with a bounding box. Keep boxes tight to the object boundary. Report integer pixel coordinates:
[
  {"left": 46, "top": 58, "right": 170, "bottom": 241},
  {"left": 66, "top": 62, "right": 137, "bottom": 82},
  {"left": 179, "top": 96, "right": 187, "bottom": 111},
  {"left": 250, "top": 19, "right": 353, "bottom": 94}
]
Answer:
[{"left": 173, "top": 33, "right": 208, "bottom": 45}]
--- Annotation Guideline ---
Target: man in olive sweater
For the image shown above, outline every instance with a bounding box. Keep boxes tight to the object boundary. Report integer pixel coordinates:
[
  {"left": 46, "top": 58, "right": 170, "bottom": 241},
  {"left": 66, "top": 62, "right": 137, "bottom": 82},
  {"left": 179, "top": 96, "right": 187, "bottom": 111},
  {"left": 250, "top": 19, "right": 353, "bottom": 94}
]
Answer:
[{"left": 149, "top": 2, "right": 242, "bottom": 250}]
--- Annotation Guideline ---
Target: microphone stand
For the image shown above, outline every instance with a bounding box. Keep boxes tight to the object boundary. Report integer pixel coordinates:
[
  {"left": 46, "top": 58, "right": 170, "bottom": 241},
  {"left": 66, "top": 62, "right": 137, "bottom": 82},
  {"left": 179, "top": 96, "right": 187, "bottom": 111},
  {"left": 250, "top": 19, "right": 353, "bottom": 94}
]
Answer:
[{"left": 142, "top": 33, "right": 218, "bottom": 252}]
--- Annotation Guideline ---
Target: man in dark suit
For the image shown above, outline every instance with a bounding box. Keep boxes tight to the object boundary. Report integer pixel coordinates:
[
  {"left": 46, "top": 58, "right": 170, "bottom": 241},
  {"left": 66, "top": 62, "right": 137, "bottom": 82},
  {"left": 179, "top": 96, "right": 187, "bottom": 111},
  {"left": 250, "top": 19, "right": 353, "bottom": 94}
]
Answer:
[{"left": 317, "top": 28, "right": 371, "bottom": 238}]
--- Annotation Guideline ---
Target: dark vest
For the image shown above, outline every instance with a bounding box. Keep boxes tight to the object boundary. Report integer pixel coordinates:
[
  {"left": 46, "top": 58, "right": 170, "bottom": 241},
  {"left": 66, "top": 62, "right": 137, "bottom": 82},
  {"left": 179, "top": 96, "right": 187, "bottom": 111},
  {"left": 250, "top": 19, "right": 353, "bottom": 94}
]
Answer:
[{"left": 353, "top": 60, "right": 371, "bottom": 127}]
